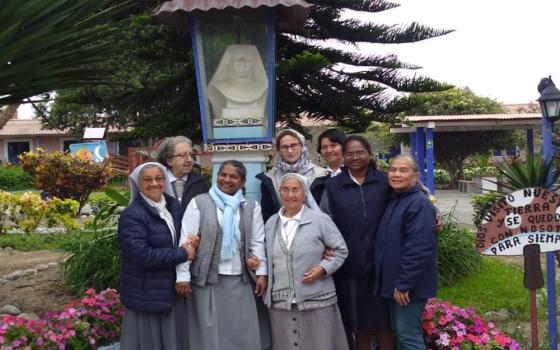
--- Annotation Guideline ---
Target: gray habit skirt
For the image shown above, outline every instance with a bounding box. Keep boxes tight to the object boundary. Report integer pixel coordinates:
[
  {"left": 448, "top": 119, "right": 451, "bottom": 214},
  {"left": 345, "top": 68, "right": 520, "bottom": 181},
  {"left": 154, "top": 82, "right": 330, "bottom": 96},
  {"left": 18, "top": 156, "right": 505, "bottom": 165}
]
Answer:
[
  {"left": 120, "top": 296, "right": 189, "bottom": 350},
  {"left": 269, "top": 304, "right": 349, "bottom": 350},
  {"left": 186, "top": 274, "right": 262, "bottom": 350}
]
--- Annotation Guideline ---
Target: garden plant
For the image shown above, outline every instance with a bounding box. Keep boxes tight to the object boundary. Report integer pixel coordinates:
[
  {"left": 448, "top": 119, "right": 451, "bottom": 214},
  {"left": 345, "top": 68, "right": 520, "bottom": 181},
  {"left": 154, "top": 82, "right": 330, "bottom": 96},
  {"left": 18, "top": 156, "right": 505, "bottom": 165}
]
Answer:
[{"left": 19, "top": 149, "right": 112, "bottom": 214}]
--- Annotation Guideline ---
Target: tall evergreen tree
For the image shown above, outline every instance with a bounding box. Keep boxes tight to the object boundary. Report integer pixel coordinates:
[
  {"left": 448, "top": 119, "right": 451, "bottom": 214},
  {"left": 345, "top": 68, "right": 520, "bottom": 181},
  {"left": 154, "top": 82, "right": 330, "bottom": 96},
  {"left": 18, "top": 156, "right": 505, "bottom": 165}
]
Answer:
[
  {"left": 277, "top": 0, "right": 452, "bottom": 131},
  {"left": 45, "top": 0, "right": 453, "bottom": 140}
]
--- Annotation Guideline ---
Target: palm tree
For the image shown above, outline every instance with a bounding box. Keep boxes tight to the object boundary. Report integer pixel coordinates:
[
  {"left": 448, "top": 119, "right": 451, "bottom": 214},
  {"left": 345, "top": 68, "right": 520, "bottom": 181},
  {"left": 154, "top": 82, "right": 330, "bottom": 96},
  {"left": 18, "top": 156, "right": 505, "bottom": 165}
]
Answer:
[{"left": 0, "top": 0, "right": 132, "bottom": 126}]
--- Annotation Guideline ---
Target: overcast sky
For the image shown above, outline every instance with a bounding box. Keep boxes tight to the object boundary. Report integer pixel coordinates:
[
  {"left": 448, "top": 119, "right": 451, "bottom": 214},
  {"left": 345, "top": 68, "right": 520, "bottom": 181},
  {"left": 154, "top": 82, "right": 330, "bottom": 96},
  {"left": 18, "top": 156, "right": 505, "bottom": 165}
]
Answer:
[
  {"left": 17, "top": 0, "right": 560, "bottom": 118},
  {"left": 352, "top": 0, "right": 560, "bottom": 104}
]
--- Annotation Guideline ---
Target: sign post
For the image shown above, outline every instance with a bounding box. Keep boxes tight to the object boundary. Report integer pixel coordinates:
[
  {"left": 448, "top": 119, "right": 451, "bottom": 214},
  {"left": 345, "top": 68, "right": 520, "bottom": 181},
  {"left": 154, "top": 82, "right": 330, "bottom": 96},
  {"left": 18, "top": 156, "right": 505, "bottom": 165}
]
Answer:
[{"left": 477, "top": 187, "right": 560, "bottom": 350}]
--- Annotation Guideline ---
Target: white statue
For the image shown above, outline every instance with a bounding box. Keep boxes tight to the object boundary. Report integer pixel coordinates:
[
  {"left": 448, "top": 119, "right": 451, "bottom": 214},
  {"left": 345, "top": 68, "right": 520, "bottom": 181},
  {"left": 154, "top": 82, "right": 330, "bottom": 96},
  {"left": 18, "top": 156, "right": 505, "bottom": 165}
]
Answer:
[{"left": 207, "top": 44, "right": 269, "bottom": 126}]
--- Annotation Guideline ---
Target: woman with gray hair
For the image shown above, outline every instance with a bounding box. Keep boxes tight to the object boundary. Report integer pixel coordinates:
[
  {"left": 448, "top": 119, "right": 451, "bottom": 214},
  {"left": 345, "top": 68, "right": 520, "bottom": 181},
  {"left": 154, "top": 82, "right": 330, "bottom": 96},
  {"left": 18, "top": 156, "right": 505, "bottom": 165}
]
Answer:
[
  {"left": 256, "top": 129, "right": 327, "bottom": 223},
  {"left": 118, "top": 162, "right": 196, "bottom": 350},
  {"left": 375, "top": 155, "right": 438, "bottom": 349},
  {"left": 263, "top": 173, "right": 349, "bottom": 350},
  {"left": 156, "top": 136, "right": 210, "bottom": 212}
]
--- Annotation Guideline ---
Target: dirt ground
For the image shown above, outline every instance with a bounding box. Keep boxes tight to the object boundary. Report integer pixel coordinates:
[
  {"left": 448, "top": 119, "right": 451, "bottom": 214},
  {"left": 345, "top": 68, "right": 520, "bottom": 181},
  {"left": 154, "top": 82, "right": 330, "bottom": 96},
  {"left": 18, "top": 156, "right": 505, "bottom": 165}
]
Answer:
[{"left": 0, "top": 249, "right": 77, "bottom": 316}]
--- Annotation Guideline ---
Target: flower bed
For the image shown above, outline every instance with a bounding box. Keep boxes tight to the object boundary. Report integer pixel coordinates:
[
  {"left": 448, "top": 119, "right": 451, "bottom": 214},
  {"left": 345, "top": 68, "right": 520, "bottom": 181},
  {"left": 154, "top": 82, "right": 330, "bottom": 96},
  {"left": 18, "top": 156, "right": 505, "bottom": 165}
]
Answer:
[
  {"left": 423, "top": 299, "right": 521, "bottom": 349},
  {"left": 0, "top": 288, "right": 122, "bottom": 350},
  {"left": 1, "top": 292, "right": 521, "bottom": 349}
]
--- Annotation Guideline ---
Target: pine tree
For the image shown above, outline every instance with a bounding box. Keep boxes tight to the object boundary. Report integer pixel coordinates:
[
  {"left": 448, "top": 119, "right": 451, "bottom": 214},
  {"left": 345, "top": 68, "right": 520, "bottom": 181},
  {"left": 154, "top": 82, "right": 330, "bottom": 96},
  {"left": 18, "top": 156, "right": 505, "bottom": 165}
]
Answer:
[
  {"left": 277, "top": 0, "right": 452, "bottom": 131},
  {"left": 46, "top": 0, "right": 453, "bottom": 140}
]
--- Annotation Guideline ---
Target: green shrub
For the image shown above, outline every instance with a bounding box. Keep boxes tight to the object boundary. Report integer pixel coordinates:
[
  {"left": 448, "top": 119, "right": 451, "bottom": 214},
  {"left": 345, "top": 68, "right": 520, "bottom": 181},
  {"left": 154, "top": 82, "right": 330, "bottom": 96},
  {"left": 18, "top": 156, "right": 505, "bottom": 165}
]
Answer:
[
  {"left": 471, "top": 192, "right": 502, "bottom": 227},
  {"left": 0, "top": 165, "right": 32, "bottom": 191},
  {"left": 20, "top": 149, "right": 112, "bottom": 214},
  {"left": 434, "top": 168, "right": 451, "bottom": 185},
  {"left": 63, "top": 186, "right": 127, "bottom": 292},
  {"left": 462, "top": 166, "right": 499, "bottom": 180},
  {"left": 62, "top": 230, "right": 120, "bottom": 293},
  {"left": 438, "top": 209, "right": 483, "bottom": 286},
  {"left": 89, "top": 197, "right": 115, "bottom": 216},
  {"left": 0, "top": 191, "right": 78, "bottom": 234}
]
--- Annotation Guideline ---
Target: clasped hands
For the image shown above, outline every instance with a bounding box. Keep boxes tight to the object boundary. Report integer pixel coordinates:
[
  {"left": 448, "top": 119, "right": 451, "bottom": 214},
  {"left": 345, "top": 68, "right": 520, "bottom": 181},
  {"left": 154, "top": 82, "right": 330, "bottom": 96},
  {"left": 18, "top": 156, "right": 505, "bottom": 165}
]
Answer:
[{"left": 175, "top": 234, "right": 200, "bottom": 297}]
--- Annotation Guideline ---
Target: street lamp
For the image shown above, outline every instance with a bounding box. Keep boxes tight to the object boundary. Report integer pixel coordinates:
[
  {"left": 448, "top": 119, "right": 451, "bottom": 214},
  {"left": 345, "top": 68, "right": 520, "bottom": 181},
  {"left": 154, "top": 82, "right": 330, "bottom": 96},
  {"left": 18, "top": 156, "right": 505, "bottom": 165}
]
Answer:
[{"left": 537, "top": 76, "right": 560, "bottom": 122}]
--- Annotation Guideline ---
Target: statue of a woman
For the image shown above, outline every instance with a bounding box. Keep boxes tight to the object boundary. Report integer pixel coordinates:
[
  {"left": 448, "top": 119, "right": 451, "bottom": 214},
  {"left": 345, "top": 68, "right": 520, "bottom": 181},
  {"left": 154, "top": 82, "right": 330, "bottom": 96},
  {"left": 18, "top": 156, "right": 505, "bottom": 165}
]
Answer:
[{"left": 207, "top": 44, "right": 269, "bottom": 127}]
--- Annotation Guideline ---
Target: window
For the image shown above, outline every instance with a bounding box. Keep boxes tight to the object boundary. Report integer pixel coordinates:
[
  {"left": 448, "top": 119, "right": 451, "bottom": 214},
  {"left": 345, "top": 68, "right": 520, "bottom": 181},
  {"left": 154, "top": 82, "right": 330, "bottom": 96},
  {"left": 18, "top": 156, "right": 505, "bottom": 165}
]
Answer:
[
  {"left": 62, "top": 140, "right": 79, "bottom": 152},
  {"left": 6, "top": 141, "right": 30, "bottom": 164}
]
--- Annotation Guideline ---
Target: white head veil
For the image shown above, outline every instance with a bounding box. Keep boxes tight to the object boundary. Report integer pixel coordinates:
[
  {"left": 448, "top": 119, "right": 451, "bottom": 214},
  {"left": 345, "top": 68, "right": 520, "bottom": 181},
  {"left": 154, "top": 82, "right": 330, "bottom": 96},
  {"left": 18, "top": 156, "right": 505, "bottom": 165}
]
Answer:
[
  {"left": 129, "top": 162, "right": 174, "bottom": 203},
  {"left": 279, "top": 173, "right": 320, "bottom": 211}
]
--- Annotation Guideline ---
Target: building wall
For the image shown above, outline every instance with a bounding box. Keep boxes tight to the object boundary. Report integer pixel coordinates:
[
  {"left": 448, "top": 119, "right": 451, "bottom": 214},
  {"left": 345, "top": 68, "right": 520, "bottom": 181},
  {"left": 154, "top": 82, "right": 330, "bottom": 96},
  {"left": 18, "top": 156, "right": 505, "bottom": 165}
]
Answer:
[{"left": 0, "top": 136, "right": 119, "bottom": 165}]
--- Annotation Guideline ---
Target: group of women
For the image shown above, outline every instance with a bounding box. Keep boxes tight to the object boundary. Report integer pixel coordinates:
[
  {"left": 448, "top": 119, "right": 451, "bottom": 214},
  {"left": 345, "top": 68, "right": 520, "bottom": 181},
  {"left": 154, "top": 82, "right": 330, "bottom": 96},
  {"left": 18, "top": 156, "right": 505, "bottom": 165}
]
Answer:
[{"left": 117, "top": 129, "right": 439, "bottom": 350}]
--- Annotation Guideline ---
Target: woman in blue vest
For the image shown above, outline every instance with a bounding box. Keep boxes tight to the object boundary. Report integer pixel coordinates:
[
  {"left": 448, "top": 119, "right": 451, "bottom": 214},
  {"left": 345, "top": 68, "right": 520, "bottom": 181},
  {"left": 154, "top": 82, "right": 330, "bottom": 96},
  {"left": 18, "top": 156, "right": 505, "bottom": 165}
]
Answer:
[
  {"left": 176, "top": 160, "right": 268, "bottom": 350},
  {"left": 375, "top": 155, "right": 438, "bottom": 350},
  {"left": 118, "top": 162, "right": 195, "bottom": 350}
]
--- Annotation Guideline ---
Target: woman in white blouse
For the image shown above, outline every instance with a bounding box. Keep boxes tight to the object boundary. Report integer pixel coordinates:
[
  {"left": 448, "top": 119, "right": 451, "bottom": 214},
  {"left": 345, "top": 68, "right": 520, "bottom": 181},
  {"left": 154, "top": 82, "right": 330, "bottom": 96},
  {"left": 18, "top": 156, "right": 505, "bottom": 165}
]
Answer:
[{"left": 175, "top": 160, "right": 268, "bottom": 350}]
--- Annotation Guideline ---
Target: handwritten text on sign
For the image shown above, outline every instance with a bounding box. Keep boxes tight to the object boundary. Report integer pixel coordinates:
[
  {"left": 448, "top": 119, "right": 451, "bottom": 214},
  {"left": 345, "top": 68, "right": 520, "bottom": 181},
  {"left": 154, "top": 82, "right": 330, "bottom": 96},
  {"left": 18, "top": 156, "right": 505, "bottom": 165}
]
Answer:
[{"left": 476, "top": 187, "right": 560, "bottom": 256}]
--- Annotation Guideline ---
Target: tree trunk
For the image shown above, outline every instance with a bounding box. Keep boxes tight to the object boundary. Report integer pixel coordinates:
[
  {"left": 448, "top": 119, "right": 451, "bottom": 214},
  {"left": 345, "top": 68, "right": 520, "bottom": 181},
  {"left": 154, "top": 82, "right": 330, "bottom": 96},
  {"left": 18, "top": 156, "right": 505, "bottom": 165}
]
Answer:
[
  {"left": 0, "top": 104, "right": 20, "bottom": 129},
  {"left": 442, "top": 157, "right": 466, "bottom": 187}
]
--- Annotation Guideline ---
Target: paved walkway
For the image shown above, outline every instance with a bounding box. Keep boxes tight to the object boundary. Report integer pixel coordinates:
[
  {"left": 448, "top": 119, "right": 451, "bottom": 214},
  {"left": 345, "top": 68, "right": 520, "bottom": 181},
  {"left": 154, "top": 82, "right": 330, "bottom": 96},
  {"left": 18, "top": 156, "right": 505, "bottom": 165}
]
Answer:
[{"left": 434, "top": 189, "right": 475, "bottom": 227}]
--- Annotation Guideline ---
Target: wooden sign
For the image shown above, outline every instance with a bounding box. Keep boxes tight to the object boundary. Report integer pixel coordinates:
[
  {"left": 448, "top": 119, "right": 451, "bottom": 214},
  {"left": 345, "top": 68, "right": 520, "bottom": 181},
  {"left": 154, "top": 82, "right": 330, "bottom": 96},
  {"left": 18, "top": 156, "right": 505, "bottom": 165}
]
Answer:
[{"left": 476, "top": 187, "right": 560, "bottom": 255}]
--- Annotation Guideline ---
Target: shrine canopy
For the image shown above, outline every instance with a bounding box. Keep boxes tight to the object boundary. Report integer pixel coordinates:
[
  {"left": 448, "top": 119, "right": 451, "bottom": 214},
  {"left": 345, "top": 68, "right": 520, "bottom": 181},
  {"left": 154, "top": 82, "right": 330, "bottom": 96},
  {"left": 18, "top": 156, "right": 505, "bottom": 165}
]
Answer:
[{"left": 153, "top": 0, "right": 311, "bottom": 32}]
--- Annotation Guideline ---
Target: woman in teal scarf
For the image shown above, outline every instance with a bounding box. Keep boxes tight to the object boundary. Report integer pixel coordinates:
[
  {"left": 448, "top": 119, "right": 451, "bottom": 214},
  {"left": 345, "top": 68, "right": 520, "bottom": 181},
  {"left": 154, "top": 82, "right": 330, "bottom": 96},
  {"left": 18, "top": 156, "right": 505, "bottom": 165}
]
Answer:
[{"left": 176, "top": 160, "right": 269, "bottom": 350}]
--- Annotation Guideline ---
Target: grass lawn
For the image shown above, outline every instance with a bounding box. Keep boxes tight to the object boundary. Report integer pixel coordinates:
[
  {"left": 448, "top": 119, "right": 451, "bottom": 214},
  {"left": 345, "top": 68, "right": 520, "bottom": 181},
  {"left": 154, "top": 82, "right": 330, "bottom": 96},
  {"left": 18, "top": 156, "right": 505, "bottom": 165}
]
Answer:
[
  {"left": 88, "top": 185, "right": 127, "bottom": 202},
  {"left": 438, "top": 257, "right": 542, "bottom": 319},
  {"left": 8, "top": 189, "right": 40, "bottom": 196},
  {"left": 0, "top": 231, "right": 95, "bottom": 251},
  {"left": 439, "top": 257, "right": 552, "bottom": 349}
]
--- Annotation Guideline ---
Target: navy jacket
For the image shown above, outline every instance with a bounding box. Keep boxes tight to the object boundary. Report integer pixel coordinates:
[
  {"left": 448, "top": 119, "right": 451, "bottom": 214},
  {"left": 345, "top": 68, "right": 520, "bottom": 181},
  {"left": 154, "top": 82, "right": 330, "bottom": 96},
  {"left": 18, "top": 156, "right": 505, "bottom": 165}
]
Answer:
[
  {"left": 374, "top": 185, "right": 438, "bottom": 300},
  {"left": 118, "top": 193, "right": 187, "bottom": 312},
  {"left": 323, "top": 166, "right": 392, "bottom": 277}
]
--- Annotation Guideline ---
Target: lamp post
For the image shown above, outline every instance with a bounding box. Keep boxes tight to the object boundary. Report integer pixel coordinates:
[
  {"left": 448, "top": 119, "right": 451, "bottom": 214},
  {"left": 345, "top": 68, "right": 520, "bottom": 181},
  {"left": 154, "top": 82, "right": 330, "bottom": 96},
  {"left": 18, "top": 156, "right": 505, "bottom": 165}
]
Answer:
[
  {"left": 537, "top": 76, "right": 560, "bottom": 350},
  {"left": 152, "top": 1, "right": 311, "bottom": 199},
  {"left": 538, "top": 76, "right": 560, "bottom": 122}
]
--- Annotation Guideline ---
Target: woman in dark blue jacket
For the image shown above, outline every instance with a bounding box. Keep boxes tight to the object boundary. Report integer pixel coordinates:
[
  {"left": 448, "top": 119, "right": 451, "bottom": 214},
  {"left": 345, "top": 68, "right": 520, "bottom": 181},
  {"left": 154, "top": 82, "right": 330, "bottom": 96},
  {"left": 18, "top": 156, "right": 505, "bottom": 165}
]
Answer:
[
  {"left": 118, "top": 162, "right": 194, "bottom": 350},
  {"left": 321, "top": 135, "right": 393, "bottom": 350},
  {"left": 375, "top": 155, "right": 438, "bottom": 350}
]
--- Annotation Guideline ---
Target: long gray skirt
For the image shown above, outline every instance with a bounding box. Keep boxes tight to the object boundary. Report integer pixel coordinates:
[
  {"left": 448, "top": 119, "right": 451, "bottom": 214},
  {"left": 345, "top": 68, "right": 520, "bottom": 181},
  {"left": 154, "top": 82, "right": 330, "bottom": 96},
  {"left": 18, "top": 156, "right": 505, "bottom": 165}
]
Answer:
[
  {"left": 269, "top": 304, "right": 349, "bottom": 350},
  {"left": 186, "top": 274, "right": 262, "bottom": 350},
  {"left": 120, "top": 296, "right": 188, "bottom": 350}
]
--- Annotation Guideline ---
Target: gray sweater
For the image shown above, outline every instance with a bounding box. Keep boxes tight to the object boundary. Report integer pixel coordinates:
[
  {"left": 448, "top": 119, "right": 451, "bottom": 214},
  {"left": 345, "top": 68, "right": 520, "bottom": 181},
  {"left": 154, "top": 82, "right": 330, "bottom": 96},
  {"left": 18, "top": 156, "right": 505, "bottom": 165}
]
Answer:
[{"left": 263, "top": 206, "right": 348, "bottom": 310}]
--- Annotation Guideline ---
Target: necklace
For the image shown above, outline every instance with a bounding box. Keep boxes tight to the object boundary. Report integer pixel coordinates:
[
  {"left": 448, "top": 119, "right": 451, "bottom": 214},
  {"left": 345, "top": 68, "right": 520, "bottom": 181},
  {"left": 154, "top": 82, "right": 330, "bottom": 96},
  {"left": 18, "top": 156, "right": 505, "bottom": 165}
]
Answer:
[{"left": 282, "top": 219, "right": 299, "bottom": 248}]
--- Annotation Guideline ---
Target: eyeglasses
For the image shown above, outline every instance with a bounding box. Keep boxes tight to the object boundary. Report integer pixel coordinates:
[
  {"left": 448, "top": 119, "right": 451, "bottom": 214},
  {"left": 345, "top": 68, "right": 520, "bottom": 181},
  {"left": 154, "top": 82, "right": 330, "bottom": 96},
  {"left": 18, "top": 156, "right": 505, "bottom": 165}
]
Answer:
[
  {"left": 171, "top": 153, "right": 196, "bottom": 160},
  {"left": 279, "top": 143, "right": 301, "bottom": 152},
  {"left": 280, "top": 188, "right": 303, "bottom": 195},
  {"left": 343, "top": 150, "right": 369, "bottom": 159}
]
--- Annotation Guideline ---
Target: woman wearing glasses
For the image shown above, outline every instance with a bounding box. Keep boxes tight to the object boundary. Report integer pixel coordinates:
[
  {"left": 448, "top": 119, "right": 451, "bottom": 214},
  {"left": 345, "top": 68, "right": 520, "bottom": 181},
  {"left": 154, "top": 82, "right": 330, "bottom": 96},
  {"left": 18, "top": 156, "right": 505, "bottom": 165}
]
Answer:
[
  {"left": 264, "top": 173, "right": 348, "bottom": 350},
  {"left": 256, "top": 129, "right": 327, "bottom": 223},
  {"left": 321, "top": 135, "right": 394, "bottom": 350},
  {"left": 156, "top": 136, "right": 210, "bottom": 212}
]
